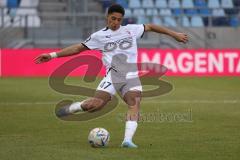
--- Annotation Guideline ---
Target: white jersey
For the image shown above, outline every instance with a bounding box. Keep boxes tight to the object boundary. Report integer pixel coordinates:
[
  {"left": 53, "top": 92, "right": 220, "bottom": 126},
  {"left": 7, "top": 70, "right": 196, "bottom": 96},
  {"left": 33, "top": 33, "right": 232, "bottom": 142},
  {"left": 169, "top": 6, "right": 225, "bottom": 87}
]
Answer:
[{"left": 82, "top": 24, "right": 145, "bottom": 79}]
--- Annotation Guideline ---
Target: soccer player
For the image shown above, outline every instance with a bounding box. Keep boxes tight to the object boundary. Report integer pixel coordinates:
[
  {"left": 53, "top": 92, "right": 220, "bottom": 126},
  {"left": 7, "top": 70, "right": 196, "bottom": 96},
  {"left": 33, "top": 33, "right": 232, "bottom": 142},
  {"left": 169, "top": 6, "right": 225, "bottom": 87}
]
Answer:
[{"left": 35, "top": 4, "right": 188, "bottom": 148}]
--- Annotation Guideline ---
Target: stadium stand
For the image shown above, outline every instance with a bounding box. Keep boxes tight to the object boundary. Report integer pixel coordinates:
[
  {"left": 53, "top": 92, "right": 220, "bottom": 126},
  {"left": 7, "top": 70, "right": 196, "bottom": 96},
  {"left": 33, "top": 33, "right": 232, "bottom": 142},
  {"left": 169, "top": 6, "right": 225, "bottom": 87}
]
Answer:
[
  {"left": 159, "top": 8, "right": 172, "bottom": 16},
  {"left": 88, "top": 0, "right": 232, "bottom": 28},
  {"left": 146, "top": 8, "right": 158, "bottom": 16},
  {"left": 168, "top": 0, "right": 181, "bottom": 8},
  {"left": 164, "top": 16, "right": 177, "bottom": 26},
  {"left": 0, "top": 0, "right": 239, "bottom": 48},
  {"left": 152, "top": 15, "right": 162, "bottom": 25},
  {"left": 142, "top": 0, "right": 154, "bottom": 8},
  {"left": 128, "top": 0, "right": 141, "bottom": 8},
  {"left": 124, "top": 8, "right": 132, "bottom": 17},
  {"left": 115, "top": 0, "right": 128, "bottom": 8},
  {"left": 0, "top": 0, "right": 239, "bottom": 28},
  {"left": 182, "top": 0, "right": 194, "bottom": 8},
  {"left": 96, "top": 0, "right": 239, "bottom": 28},
  {"left": 191, "top": 15, "right": 204, "bottom": 27},
  {"left": 221, "top": 0, "right": 233, "bottom": 8},
  {"left": 212, "top": 8, "right": 225, "bottom": 16},
  {"left": 195, "top": 0, "right": 207, "bottom": 7},
  {"left": 208, "top": 0, "right": 220, "bottom": 8},
  {"left": 155, "top": 0, "right": 167, "bottom": 8},
  {"left": 180, "top": 16, "right": 191, "bottom": 27},
  {"left": 0, "top": 0, "right": 40, "bottom": 27}
]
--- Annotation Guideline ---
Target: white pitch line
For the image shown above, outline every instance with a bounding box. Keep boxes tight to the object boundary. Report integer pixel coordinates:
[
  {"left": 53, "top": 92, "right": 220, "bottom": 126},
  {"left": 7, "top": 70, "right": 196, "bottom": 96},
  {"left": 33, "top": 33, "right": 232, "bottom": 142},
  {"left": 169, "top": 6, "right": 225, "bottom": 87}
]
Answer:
[
  {"left": 0, "top": 100, "right": 240, "bottom": 106},
  {"left": 0, "top": 49, "right": 2, "bottom": 77},
  {"left": 143, "top": 100, "right": 240, "bottom": 104},
  {"left": 0, "top": 102, "right": 57, "bottom": 105}
]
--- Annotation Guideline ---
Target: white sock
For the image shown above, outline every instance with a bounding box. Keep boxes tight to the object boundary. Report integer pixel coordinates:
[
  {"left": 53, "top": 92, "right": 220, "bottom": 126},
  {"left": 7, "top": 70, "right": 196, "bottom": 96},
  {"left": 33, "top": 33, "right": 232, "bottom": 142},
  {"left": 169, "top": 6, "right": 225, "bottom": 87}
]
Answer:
[
  {"left": 123, "top": 121, "right": 138, "bottom": 142},
  {"left": 69, "top": 101, "right": 84, "bottom": 113}
]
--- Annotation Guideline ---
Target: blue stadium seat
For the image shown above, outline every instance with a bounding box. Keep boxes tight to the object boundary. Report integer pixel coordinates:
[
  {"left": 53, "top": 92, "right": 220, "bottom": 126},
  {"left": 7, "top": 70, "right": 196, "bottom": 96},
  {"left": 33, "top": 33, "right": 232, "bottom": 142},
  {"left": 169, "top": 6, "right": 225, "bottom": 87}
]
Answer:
[
  {"left": 212, "top": 9, "right": 225, "bottom": 17},
  {"left": 101, "top": 0, "right": 113, "bottom": 10},
  {"left": 199, "top": 8, "right": 211, "bottom": 16},
  {"left": 159, "top": 9, "right": 172, "bottom": 16},
  {"left": 132, "top": 9, "right": 145, "bottom": 16},
  {"left": 124, "top": 8, "right": 132, "bottom": 17},
  {"left": 115, "top": 0, "right": 128, "bottom": 8},
  {"left": 152, "top": 16, "right": 162, "bottom": 25},
  {"left": 146, "top": 9, "right": 158, "bottom": 16},
  {"left": 208, "top": 0, "right": 220, "bottom": 8},
  {"left": 21, "top": 0, "right": 39, "bottom": 7},
  {"left": 14, "top": 0, "right": 40, "bottom": 27},
  {"left": 129, "top": 0, "right": 141, "bottom": 8},
  {"left": 137, "top": 16, "right": 149, "bottom": 24},
  {"left": 182, "top": 0, "right": 194, "bottom": 8},
  {"left": 168, "top": 0, "right": 181, "bottom": 9},
  {"left": 179, "top": 16, "right": 191, "bottom": 27},
  {"left": 185, "top": 9, "right": 198, "bottom": 15},
  {"left": 7, "top": 0, "right": 19, "bottom": 8},
  {"left": 221, "top": 0, "right": 233, "bottom": 8},
  {"left": 163, "top": 17, "right": 177, "bottom": 26},
  {"left": 172, "top": 8, "right": 183, "bottom": 16},
  {"left": 191, "top": 16, "right": 204, "bottom": 27},
  {"left": 155, "top": 0, "right": 167, "bottom": 8},
  {"left": 194, "top": 0, "right": 207, "bottom": 7},
  {"left": 142, "top": 0, "right": 154, "bottom": 8}
]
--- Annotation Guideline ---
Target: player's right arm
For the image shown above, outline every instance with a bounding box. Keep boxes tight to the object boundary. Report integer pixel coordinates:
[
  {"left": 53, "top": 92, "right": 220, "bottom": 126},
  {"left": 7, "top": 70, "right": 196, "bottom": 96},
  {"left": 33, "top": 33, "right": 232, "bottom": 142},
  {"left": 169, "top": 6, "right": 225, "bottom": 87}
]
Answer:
[{"left": 34, "top": 43, "right": 88, "bottom": 64}]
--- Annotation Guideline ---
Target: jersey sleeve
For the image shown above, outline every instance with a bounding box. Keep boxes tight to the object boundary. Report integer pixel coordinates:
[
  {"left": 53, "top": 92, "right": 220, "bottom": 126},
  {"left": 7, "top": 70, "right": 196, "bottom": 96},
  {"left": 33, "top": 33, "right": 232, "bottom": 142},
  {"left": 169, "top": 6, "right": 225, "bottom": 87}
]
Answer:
[
  {"left": 81, "top": 33, "right": 100, "bottom": 50},
  {"left": 126, "top": 24, "right": 145, "bottom": 39}
]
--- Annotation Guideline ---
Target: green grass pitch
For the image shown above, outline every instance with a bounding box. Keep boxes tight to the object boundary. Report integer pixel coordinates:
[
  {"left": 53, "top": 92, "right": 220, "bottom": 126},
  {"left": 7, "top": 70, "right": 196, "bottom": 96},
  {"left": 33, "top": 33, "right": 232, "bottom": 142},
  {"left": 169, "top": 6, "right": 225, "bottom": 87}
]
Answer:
[{"left": 0, "top": 77, "right": 240, "bottom": 160}]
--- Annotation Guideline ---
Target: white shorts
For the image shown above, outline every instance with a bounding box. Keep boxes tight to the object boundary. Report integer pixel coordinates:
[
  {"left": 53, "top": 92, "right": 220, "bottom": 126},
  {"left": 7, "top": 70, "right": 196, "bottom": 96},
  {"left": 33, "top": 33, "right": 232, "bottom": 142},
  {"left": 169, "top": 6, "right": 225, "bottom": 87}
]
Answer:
[{"left": 97, "top": 71, "right": 142, "bottom": 97}]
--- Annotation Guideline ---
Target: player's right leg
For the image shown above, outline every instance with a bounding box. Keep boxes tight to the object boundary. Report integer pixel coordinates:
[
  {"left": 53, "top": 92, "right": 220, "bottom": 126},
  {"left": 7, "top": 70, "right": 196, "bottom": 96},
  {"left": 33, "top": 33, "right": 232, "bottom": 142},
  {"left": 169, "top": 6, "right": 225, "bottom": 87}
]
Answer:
[{"left": 121, "top": 90, "right": 141, "bottom": 148}]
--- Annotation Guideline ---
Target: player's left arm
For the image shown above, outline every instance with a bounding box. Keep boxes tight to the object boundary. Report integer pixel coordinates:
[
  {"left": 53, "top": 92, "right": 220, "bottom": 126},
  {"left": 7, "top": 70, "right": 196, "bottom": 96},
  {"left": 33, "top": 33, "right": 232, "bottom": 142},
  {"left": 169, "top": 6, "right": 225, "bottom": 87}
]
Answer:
[{"left": 144, "top": 24, "right": 188, "bottom": 43}]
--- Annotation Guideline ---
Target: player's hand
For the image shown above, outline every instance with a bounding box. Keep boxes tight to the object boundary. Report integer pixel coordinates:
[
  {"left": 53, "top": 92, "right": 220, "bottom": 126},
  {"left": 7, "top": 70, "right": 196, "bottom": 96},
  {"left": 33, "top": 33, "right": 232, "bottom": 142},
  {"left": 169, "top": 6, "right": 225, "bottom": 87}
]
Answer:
[
  {"left": 174, "top": 32, "right": 188, "bottom": 43},
  {"left": 34, "top": 53, "right": 52, "bottom": 64}
]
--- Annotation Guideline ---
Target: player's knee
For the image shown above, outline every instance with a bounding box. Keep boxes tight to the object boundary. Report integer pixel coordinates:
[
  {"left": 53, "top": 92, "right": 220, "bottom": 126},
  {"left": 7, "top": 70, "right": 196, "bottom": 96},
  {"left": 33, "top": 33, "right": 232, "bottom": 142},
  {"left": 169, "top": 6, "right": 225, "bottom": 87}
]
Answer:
[
  {"left": 83, "top": 98, "right": 107, "bottom": 112},
  {"left": 125, "top": 96, "right": 141, "bottom": 106}
]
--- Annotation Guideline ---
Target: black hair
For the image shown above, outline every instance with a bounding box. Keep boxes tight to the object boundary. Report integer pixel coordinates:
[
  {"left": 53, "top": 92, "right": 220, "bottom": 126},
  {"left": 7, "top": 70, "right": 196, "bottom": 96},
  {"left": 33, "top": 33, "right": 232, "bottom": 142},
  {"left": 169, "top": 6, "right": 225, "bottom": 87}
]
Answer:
[{"left": 107, "top": 4, "right": 125, "bottom": 16}]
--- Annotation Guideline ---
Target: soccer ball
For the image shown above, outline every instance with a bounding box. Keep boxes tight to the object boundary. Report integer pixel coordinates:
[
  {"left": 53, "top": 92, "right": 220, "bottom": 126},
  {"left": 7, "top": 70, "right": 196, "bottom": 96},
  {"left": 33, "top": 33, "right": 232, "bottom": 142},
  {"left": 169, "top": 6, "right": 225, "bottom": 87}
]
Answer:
[{"left": 88, "top": 128, "right": 110, "bottom": 147}]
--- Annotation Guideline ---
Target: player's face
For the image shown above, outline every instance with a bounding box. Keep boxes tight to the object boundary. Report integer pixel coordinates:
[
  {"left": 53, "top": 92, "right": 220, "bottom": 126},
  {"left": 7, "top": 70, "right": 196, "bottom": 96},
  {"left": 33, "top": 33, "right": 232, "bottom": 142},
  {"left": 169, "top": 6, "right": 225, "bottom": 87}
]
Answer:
[{"left": 107, "top": 12, "right": 123, "bottom": 31}]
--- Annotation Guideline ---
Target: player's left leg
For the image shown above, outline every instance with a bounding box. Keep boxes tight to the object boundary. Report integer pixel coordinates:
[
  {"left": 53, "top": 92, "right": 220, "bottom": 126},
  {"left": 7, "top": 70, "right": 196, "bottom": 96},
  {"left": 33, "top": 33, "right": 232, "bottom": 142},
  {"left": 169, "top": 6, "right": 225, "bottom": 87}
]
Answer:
[
  {"left": 56, "top": 90, "right": 111, "bottom": 117},
  {"left": 56, "top": 70, "right": 116, "bottom": 117},
  {"left": 121, "top": 90, "right": 141, "bottom": 148}
]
